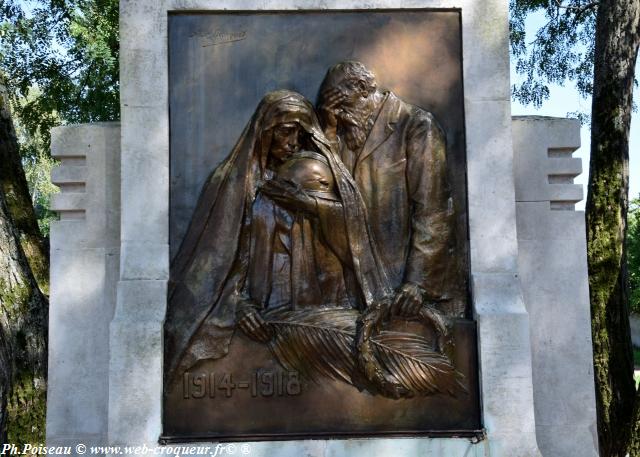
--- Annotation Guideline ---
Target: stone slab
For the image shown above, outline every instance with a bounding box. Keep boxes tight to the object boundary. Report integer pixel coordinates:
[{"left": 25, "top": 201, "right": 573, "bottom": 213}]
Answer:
[
  {"left": 513, "top": 117, "right": 598, "bottom": 457},
  {"left": 47, "top": 124, "right": 121, "bottom": 452}
]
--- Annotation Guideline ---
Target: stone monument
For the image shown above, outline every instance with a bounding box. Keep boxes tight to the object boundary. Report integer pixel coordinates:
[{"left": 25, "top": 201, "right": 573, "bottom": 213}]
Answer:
[{"left": 45, "top": 1, "right": 599, "bottom": 456}]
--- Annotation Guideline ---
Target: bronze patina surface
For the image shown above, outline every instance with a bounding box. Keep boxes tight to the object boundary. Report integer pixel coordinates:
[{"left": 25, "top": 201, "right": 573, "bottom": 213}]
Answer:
[
  {"left": 163, "top": 321, "right": 480, "bottom": 441},
  {"left": 164, "top": 10, "right": 479, "bottom": 441}
]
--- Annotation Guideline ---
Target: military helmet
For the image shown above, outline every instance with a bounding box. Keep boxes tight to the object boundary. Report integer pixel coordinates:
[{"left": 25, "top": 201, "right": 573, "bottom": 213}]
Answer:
[{"left": 276, "top": 150, "right": 338, "bottom": 199}]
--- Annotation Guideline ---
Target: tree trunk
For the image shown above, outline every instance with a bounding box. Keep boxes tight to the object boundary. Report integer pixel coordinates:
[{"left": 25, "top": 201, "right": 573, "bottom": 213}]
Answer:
[
  {"left": 586, "top": 0, "right": 640, "bottom": 455},
  {"left": 0, "top": 80, "right": 49, "bottom": 295},
  {"left": 0, "top": 315, "right": 10, "bottom": 443},
  {"left": 0, "top": 86, "right": 48, "bottom": 444},
  {"left": 0, "top": 187, "right": 48, "bottom": 444}
]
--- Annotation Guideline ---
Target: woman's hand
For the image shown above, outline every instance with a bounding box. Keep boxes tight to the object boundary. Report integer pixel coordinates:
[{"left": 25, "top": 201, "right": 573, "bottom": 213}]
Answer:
[
  {"left": 261, "top": 178, "right": 317, "bottom": 214},
  {"left": 236, "top": 302, "right": 273, "bottom": 343}
]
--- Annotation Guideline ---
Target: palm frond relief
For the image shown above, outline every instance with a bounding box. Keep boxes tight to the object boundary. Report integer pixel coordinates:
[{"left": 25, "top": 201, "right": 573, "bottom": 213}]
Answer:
[{"left": 263, "top": 307, "right": 467, "bottom": 399}]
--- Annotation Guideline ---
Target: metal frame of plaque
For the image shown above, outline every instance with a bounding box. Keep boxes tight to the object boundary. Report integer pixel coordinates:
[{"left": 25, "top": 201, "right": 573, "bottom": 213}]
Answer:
[{"left": 162, "top": 9, "right": 481, "bottom": 442}]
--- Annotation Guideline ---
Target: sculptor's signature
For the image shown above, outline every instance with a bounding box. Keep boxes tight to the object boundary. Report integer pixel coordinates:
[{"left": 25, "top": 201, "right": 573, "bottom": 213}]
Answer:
[{"left": 190, "top": 30, "right": 247, "bottom": 47}]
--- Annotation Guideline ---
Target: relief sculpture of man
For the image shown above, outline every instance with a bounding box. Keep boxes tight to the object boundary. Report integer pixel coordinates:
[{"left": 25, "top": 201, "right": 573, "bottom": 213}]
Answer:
[{"left": 317, "top": 61, "right": 454, "bottom": 318}]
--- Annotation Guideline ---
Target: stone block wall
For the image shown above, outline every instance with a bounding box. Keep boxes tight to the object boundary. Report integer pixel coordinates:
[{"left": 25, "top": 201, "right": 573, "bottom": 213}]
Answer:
[
  {"left": 46, "top": 123, "right": 121, "bottom": 449},
  {"left": 513, "top": 116, "right": 599, "bottom": 457}
]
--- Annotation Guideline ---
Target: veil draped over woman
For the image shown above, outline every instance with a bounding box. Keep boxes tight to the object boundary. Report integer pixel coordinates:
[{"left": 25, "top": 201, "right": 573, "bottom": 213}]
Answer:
[{"left": 164, "top": 90, "right": 392, "bottom": 383}]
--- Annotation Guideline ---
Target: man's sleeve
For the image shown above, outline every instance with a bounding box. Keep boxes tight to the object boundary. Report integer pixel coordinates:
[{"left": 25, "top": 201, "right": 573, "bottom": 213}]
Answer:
[{"left": 404, "top": 111, "right": 454, "bottom": 300}]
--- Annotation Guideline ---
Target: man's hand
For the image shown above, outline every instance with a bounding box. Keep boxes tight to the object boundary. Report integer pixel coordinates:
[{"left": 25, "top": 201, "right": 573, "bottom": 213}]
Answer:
[
  {"left": 236, "top": 302, "right": 273, "bottom": 343},
  {"left": 318, "top": 87, "right": 347, "bottom": 141},
  {"left": 261, "top": 178, "right": 317, "bottom": 214},
  {"left": 391, "top": 282, "right": 426, "bottom": 318}
]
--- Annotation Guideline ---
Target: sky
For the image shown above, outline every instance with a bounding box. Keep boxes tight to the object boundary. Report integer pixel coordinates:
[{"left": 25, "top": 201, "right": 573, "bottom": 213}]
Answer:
[{"left": 511, "top": 12, "right": 640, "bottom": 211}]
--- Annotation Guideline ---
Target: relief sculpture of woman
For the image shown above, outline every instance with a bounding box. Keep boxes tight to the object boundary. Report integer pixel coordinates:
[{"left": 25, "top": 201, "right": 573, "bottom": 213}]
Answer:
[{"left": 165, "top": 90, "right": 463, "bottom": 399}]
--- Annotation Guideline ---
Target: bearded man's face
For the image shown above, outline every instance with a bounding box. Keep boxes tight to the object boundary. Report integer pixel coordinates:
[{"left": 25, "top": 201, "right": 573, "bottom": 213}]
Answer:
[{"left": 333, "top": 80, "right": 374, "bottom": 151}]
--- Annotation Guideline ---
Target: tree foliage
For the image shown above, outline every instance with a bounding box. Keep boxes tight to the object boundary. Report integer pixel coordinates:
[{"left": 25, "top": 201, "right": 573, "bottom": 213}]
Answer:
[
  {"left": 13, "top": 92, "right": 60, "bottom": 237},
  {"left": 510, "top": 0, "right": 597, "bottom": 109},
  {"left": 0, "top": 0, "right": 119, "bottom": 151}
]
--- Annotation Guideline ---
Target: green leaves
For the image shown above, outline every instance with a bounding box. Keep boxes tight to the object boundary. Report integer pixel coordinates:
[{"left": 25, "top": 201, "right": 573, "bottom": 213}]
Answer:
[
  {"left": 0, "top": 0, "right": 119, "bottom": 150},
  {"left": 510, "top": 0, "right": 597, "bottom": 108}
]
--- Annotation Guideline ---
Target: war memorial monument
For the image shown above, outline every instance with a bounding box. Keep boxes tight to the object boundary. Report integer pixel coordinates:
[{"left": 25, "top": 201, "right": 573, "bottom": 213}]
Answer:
[{"left": 45, "top": 1, "right": 598, "bottom": 456}]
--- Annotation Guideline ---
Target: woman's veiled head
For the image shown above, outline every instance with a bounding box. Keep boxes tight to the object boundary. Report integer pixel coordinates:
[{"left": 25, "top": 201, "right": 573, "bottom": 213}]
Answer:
[
  {"left": 268, "top": 122, "right": 301, "bottom": 164},
  {"left": 256, "top": 90, "right": 325, "bottom": 167}
]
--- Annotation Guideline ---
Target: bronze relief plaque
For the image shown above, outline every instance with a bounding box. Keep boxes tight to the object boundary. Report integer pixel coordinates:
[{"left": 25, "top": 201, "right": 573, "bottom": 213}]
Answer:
[{"left": 164, "top": 10, "right": 480, "bottom": 441}]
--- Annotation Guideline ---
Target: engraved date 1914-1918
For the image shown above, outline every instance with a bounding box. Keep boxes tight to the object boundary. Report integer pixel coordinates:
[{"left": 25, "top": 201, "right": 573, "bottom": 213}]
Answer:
[{"left": 183, "top": 370, "right": 301, "bottom": 399}]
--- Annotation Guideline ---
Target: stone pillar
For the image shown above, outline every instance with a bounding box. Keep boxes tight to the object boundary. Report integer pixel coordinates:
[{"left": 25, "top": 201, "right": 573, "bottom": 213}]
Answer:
[
  {"left": 513, "top": 116, "right": 599, "bottom": 457},
  {"left": 47, "top": 123, "right": 121, "bottom": 449}
]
